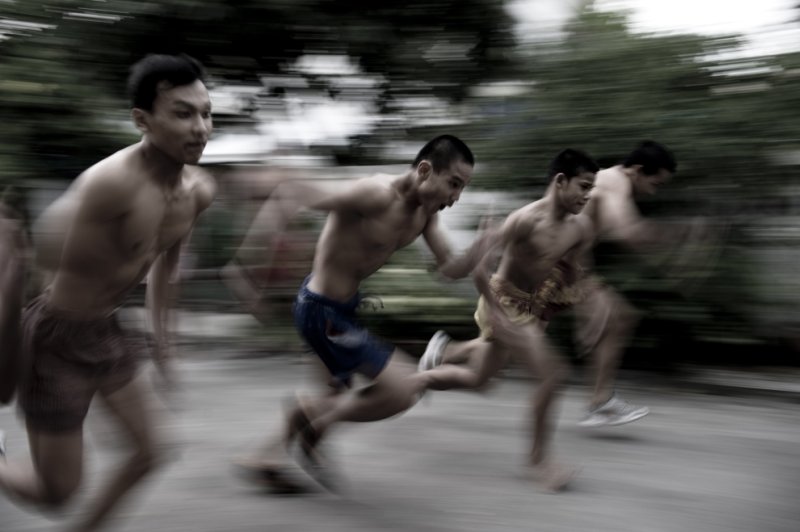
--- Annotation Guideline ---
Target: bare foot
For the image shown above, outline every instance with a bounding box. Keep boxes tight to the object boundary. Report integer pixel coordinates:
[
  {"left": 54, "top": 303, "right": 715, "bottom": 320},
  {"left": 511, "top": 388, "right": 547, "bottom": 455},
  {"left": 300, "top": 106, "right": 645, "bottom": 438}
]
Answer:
[{"left": 526, "top": 461, "right": 579, "bottom": 493}]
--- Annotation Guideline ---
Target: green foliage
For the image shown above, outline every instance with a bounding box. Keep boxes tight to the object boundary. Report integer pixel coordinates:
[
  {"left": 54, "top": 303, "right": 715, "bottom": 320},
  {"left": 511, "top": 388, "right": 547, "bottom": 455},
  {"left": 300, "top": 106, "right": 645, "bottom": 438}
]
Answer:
[
  {"left": 2, "top": 1, "right": 798, "bottom": 362},
  {"left": 461, "top": 6, "right": 800, "bottom": 360},
  {"left": 0, "top": 0, "right": 514, "bottom": 188},
  {"left": 470, "top": 8, "right": 800, "bottom": 191}
]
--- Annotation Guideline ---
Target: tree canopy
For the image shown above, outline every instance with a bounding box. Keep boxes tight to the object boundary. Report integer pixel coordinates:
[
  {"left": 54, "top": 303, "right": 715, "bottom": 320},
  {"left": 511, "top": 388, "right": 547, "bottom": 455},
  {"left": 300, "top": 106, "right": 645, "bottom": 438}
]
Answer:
[{"left": 0, "top": 0, "right": 516, "bottom": 183}]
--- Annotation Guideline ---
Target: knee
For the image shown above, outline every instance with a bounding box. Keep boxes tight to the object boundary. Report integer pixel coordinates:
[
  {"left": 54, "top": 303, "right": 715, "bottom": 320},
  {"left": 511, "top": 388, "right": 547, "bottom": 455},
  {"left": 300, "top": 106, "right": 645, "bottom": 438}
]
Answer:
[
  {"left": 470, "top": 371, "right": 493, "bottom": 390},
  {"left": 393, "top": 380, "right": 422, "bottom": 412},
  {"left": 401, "top": 386, "right": 421, "bottom": 411}
]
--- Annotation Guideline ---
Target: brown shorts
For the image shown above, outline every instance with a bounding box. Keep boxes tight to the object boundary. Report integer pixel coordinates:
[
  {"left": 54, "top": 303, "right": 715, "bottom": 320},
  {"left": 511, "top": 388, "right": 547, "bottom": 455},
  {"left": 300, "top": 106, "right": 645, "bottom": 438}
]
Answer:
[
  {"left": 474, "top": 266, "right": 599, "bottom": 340},
  {"left": 18, "top": 294, "right": 143, "bottom": 432}
]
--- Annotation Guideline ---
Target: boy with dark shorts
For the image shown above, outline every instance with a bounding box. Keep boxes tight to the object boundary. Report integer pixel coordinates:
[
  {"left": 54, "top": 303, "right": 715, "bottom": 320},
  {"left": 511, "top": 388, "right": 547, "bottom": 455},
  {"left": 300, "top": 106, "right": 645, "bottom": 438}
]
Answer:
[
  {"left": 0, "top": 54, "right": 216, "bottom": 532},
  {"left": 293, "top": 276, "right": 394, "bottom": 388},
  {"left": 227, "top": 135, "right": 493, "bottom": 487}
]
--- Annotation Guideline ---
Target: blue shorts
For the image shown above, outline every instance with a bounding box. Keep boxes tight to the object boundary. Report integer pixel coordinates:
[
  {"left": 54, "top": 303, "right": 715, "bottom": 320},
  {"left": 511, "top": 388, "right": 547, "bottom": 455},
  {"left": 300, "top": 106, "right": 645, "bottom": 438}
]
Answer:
[{"left": 293, "top": 276, "right": 393, "bottom": 387}]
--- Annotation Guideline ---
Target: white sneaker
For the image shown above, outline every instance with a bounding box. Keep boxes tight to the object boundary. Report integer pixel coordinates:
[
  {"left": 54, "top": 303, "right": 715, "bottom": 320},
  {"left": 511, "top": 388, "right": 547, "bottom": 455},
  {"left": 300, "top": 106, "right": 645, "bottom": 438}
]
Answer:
[
  {"left": 578, "top": 395, "right": 649, "bottom": 427},
  {"left": 418, "top": 331, "right": 451, "bottom": 371}
]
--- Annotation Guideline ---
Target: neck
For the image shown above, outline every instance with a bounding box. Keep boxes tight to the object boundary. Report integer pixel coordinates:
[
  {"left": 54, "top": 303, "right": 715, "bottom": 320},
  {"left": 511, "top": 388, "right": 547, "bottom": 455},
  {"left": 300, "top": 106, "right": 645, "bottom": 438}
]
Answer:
[
  {"left": 138, "top": 139, "right": 184, "bottom": 187},
  {"left": 545, "top": 183, "right": 570, "bottom": 221},
  {"left": 393, "top": 171, "right": 423, "bottom": 209}
]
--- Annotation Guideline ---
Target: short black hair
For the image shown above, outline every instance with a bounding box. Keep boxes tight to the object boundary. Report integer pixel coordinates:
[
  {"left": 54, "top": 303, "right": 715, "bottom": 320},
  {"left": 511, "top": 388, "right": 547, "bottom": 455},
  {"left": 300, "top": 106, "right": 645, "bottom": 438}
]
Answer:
[
  {"left": 412, "top": 135, "right": 475, "bottom": 173},
  {"left": 623, "top": 140, "right": 677, "bottom": 175},
  {"left": 127, "top": 54, "right": 206, "bottom": 111},
  {"left": 548, "top": 149, "right": 599, "bottom": 179}
]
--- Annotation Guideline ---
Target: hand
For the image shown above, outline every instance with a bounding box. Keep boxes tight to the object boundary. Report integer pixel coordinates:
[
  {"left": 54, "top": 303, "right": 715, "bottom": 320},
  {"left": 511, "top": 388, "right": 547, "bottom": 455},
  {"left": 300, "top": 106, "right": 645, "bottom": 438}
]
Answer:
[
  {"left": 152, "top": 342, "right": 179, "bottom": 392},
  {"left": 486, "top": 301, "right": 531, "bottom": 351},
  {"left": 665, "top": 216, "right": 729, "bottom": 296}
]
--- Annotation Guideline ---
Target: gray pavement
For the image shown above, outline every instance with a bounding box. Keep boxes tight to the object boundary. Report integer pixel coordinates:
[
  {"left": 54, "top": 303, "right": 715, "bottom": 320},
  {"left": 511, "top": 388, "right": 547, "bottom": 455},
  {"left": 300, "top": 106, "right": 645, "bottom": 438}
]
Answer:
[{"left": 2, "top": 352, "right": 799, "bottom": 532}]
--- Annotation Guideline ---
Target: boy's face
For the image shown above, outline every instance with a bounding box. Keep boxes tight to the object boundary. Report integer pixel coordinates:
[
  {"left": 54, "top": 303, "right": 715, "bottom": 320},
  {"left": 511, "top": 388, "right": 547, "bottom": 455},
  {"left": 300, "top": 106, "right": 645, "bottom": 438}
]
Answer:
[
  {"left": 557, "top": 170, "right": 596, "bottom": 214},
  {"left": 634, "top": 167, "right": 672, "bottom": 196},
  {"left": 418, "top": 158, "right": 473, "bottom": 213},
  {"left": 136, "top": 79, "right": 213, "bottom": 165}
]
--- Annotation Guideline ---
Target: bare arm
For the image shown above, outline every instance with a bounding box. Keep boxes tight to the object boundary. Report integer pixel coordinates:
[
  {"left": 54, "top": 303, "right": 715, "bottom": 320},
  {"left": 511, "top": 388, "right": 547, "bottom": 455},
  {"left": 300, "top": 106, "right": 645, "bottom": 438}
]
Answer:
[
  {"left": 147, "top": 170, "right": 215, "bottom": 378},
  {"left": 598, "top": 186, "right": 699, "bottom": 253},
  {"left": 423, "top": 214, "right": 500, "bottom": 280},
  {"left": 472, "top": 214, "right": 518, "bottom": 299},
  {"left": 470, "top": 217, "right": 533, "bottom": 349},
  {"left": 147, "top": 239, "right": 181, "bottom": 379},
  {"left": 234, "top": 177, "right": 388, "bottom": 268},
  {"left": 596, "top": 189, "right": 658, "bottom": 250},
  {"left": 0, "top": 210, "right": 27, "bottom": 404}
]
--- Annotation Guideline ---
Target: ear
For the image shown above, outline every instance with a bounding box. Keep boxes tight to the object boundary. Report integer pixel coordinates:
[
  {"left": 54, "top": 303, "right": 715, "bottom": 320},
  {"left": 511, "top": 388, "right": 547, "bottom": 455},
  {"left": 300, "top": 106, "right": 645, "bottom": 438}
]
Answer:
[
  {"left": 416, "top": 160, "right": 433, "bottom": 181},
  {"left": 629, "top": 164, "right": 644, "bottom": 177},
  {"left": 131, "top": 108, "right": 150, "bottom": 134},
  {"left": 554, "top": 172, "right": 567, "bottom": 187}
]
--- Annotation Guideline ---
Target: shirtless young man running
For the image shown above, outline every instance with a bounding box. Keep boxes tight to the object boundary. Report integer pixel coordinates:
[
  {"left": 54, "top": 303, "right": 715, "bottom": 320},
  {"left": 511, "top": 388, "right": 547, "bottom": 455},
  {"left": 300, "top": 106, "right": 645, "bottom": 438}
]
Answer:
[
  {"left": 421, "top": 142, "right": 679, "bottom": 431},
  {"left": 418, "top": 149, "right": 600, "bottom": 491},
  {"left": 228, "top": 135, "right": 492, "bottom": 488},
  {"left": 0, "top": 54, "right": 215, "bottom": 532},
  {"left": 572, "top": 140, "right": 678, "bottom": 427}
]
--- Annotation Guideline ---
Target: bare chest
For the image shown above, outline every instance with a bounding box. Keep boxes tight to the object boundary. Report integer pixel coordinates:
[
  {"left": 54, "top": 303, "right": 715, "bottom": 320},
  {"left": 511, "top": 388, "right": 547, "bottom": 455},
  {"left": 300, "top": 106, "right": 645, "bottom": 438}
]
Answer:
[
  {"left": 518, "top": 222, "right": 582, "bottom": 265},
  {"left": 355, "top": 206, "right": 427, "bottom": 252},
  {"left": 119, "top": 187, "right": 196, "bottom": 259}
]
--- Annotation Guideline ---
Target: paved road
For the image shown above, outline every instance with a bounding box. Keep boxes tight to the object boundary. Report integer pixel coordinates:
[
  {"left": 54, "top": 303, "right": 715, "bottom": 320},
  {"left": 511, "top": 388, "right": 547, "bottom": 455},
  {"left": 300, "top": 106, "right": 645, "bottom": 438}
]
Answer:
[{"left": 2, "top": 354, "right": 799, "bottom": 532}]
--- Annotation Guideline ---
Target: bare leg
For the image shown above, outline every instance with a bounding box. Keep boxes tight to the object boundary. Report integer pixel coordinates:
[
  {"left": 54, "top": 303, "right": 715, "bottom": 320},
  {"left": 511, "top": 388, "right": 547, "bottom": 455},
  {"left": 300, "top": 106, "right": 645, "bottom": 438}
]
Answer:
[
  {"left": 423, "top": 339, "right": 509, "bottom": 391},
  {"left": 305, "top": 349, "right": 422, "bottom": 436},
  {"left": 69, "top": 375, "right": 169, "bottom": 532},
  {"left": 575, "top": 287, "right": 638, "bottom": 407},
  {"left": 589, "top": 313, "right": 636, "bottom": 407},
  {"left": 0, "top": 423, "right": 83, "bottom": 509},
  {"left": 237, "top": 357, "right": 335, "bottom": 470},
  {"left": 439, "top": 338, "right": 483, "bottom": 365},
  {"left": 515, "top": 323, "right": 574, "bottom": 491}
]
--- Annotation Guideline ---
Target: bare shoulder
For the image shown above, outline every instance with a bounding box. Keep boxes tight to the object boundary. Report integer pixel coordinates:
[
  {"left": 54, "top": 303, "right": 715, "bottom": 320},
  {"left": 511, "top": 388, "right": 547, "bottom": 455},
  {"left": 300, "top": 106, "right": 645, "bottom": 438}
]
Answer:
[
  {"left": 361, "top": 174, "right": 395, "bottom": 199},
  {"left": 69, "top": 147, "right": 141, "bottom": 217},
  {"left": 505, "top": 200, "right": 542, "bottom": 238},
  {"left": 571, "top": 212, "right": 596, "bottom": 243},
  {"left": 184, "top": 165, "right": 217, "bottom": 212},
  {"left": 595, "top": 167, "right": 631, "bottom": 196},
  {"left": 521, "top": 199, "right": 549, "bottom": 225},
  {"left": 347, "top": 174, "right": 396, "bottom": 212}
]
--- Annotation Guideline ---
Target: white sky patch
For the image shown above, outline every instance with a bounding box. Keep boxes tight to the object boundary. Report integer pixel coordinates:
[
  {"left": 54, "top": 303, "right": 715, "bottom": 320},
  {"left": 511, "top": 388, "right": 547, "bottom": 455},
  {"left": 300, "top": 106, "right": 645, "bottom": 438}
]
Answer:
[
  {"left": 597, "top": 0, "right": 793, "bottom": 36},
  {"left": 510, "top": 0, "right": 800, "bottom": 56}
]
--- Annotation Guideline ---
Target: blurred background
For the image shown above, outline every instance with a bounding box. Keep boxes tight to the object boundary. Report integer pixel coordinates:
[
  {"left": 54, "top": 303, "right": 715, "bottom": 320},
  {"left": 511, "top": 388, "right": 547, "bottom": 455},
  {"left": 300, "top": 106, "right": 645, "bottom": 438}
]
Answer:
[{"left": 2, "top": 0, "right": 800, "bottom": 370}]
